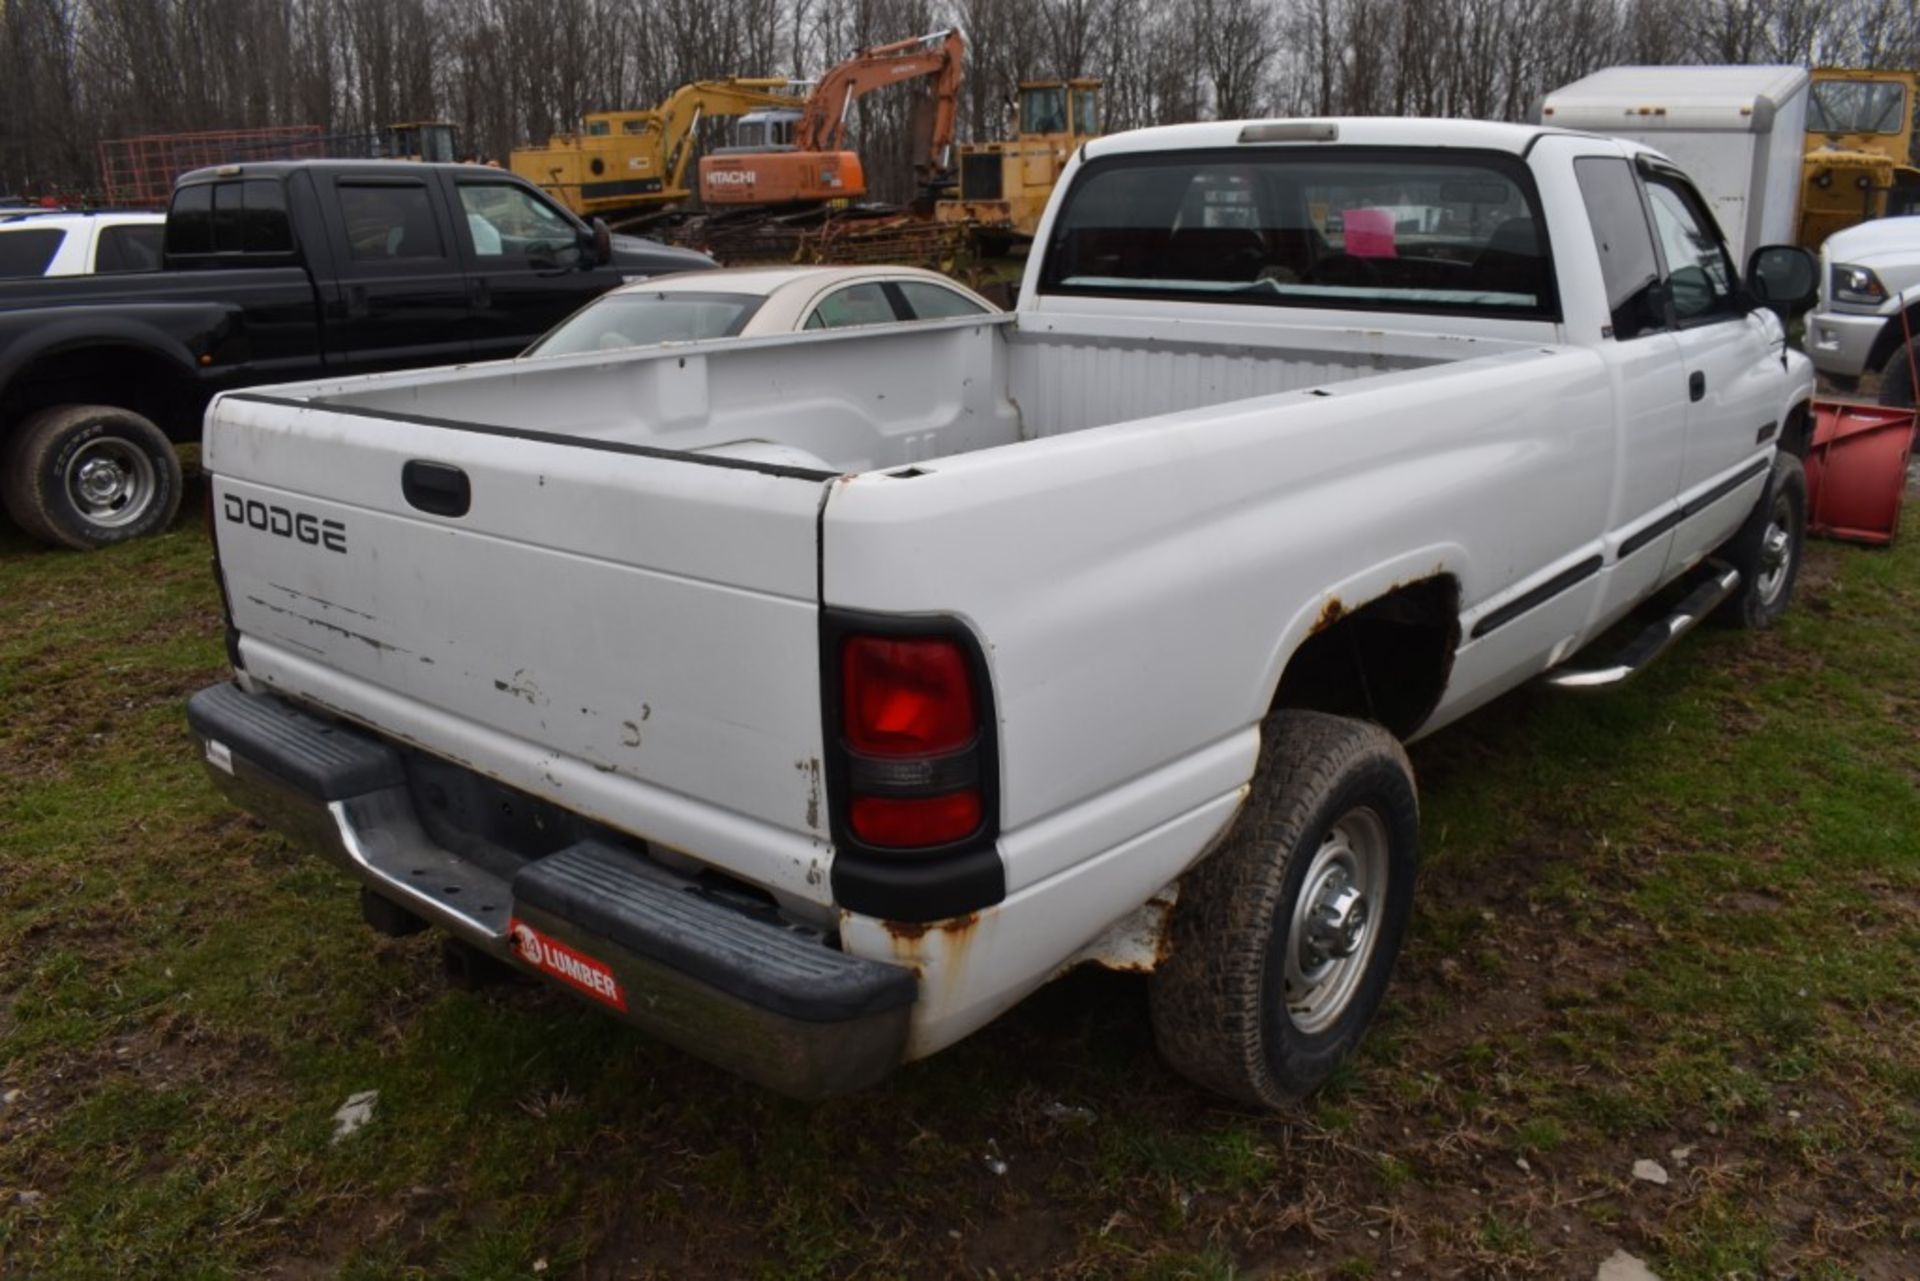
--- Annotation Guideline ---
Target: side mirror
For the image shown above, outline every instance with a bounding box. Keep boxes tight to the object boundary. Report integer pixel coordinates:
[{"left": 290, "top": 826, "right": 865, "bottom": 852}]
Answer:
[
  {"left": 1745, "top": 244, "right": 1818, "bottom": 320},
  {"left": 589, "top": 217, "right": 613, "bottom": 267}
]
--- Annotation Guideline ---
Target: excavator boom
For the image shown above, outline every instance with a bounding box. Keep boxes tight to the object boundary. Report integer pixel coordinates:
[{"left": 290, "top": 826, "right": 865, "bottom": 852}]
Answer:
[
  {"left": 699, "top": 28, "right": 966, "bottom": 207},
  {"left": 510, "top": 77, "right": 795, "bottom": 218},
  {"left": 657, "top": 79, "right": 795, "bottom": 193}
]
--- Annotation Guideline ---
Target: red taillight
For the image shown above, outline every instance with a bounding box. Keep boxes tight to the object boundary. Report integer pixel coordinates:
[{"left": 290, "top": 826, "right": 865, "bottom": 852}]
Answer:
[
  {"left": 850, "top": 792, "right": 983, "bottom": 848},
  {"left": 837, "top": 631, "right": 986, "bottom": 851},
  {"left": 841, "top": 636, "right": 976, "bottom": 756}
]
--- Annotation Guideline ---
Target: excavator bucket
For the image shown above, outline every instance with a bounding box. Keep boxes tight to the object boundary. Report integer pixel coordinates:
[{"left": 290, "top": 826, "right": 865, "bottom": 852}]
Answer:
[{"left": 1801, "top": 400, "right": 1915, "bottom": 546}]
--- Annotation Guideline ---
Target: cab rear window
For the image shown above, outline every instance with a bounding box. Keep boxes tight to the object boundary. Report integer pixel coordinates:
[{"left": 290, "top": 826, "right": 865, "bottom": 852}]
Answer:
[
  {"left": 1040, "top": 147, "right": 1557, "bottom": 320},
  {"left": 166, "top": 179, "right": 293, "bottom": 258}
]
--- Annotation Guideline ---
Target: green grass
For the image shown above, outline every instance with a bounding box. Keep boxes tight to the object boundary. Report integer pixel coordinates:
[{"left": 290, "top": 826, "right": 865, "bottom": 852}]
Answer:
[{"left": 4, "top": 481, "right": 1920, "bottom": 1278}]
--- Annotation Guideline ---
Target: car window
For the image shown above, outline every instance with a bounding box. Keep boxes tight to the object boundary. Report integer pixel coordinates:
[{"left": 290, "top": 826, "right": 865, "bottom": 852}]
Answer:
[
  {"left": 895, "top": 280, "right": 989, "bottom": 319},
  {"left": 95, "top": 223, "right": 164, "bottom": 273},
  {"left": 169, "top": 180, "right": 291, "bottom": 258},
  {"left": 803, "top": 282, "right": 900, "bottom": 329},
  {"left": 1573, "top": 157, "right": 1664, "bottom": 340},
  {"left": 1644, "top": 179, "right": 1736, "bottom": 323},
  {"left": 0, "top": 227, "right": 66, "bottom": 277},
  {"left": 236, "top": 181, "right": 292, "bottom": 253},
  {"left": 338, "top": 183, "right": 445, "bottom": 260},
  {"left": 1041, "top": 149, "right": 1557, "bottom": 319},
  {"left": 525, "top": 292, "right": 766, "bottom": 356},
  {"left": 456, "top": 183, "right": 578, "bottom": 259}
]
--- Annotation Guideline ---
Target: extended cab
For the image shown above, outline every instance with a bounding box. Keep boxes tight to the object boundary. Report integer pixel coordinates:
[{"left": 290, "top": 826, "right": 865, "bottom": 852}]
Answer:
[
  {"left": 189, "top": 120, "right": 1820, "bottom": 1105},
  {"left": 0, "top": 161, "right": 711, "bottom": 549}
]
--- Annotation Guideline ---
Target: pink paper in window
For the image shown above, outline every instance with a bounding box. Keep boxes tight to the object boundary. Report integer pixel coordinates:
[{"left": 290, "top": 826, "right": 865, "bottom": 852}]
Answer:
[{"left": 1342, "top": 207, "right": 1398, "bottom": 258}]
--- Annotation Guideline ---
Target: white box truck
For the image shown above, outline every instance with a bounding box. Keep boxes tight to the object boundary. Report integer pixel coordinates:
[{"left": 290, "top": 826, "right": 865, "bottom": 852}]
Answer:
[{"left": 1541, "top": 65, "right": 1810, "bottom": 262}]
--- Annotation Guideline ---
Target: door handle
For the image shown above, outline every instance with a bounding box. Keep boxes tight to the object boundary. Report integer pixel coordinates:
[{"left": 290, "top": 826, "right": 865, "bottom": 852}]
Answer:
[
  {"left": 402, "top": 460, "right": 471, "bottom": 517},
  {"left": 1688, "top": 370, "right": 1706, "bottom": 402},
  {"left": 469, "top": 276, "right": 490, "bottom": 309},
  {"left": 346, "top": 284, "right": 369, "bottom": 319}
]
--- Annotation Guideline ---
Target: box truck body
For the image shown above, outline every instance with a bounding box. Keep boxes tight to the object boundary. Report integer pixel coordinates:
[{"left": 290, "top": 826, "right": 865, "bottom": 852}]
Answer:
[{"left": 1541, "top": 65, "right": 1810, "bottom": 261}]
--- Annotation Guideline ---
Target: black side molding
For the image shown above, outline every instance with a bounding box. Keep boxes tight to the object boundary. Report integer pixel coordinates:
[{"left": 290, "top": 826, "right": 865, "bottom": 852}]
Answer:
[
  {"left": 1619, "top": 509, "right": 1684, "bottom": 559},
  {"left": 1616, "top": 456, "right": 1775, "bottom": 562},
  {"left": 1471, "top": 555, "right": 1603, "bottom": 639},
  {"left": 1682, "top": 457, "right": 1771, "bottom": 518}
]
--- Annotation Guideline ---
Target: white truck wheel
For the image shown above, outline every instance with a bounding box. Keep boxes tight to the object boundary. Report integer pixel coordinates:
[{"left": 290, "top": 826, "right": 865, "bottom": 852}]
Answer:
[
  {"left": 1149, "top": 709, "right": 1419, "bottom": 1108},
  {"left": 1713, "top": 451, "right": 1807, "bottom": 631}
]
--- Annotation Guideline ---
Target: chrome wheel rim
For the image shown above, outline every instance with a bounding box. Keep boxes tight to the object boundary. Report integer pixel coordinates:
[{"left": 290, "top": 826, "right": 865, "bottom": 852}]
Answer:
[
  {"left": 1755, "top": 492, "right": 1794, "bottom": 606},
  {"left": 65, "top": 437, "right": 155, "bottom": 528},
  {"left": 1283, "top": 806, "right": 1390, "bottom": 1035}
]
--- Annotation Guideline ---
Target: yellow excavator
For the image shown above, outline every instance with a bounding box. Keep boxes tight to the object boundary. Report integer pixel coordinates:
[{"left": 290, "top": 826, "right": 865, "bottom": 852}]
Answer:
[
  {"left": 936, "top": 79, "right": 1102, "bottom": 256},
  {"left": 1799, "top": 67, "right": 1920, "bottom": 249},
  {"left": 511, "top": 78, "right": 797, "bottom": 219}
]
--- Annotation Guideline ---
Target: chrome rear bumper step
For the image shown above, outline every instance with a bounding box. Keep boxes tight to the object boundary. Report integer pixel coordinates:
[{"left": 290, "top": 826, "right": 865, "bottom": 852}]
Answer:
[
  {"left": 186, "top": 681, "right": 916, "bottom": 1098},
  {"left": 1542, "top": 562, "right": 1741, "bottom": 690}
]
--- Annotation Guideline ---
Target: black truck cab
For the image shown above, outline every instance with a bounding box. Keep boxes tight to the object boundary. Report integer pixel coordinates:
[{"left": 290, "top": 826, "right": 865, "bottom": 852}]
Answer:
[{"left": 0, "top": 160, "right": 711, "bottom": 549}]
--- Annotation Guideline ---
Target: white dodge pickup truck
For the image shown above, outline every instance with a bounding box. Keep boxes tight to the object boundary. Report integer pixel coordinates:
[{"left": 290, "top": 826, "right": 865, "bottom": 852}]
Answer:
[{"left": 189, "top": 119, "right": 1820, "bottom": 1107}]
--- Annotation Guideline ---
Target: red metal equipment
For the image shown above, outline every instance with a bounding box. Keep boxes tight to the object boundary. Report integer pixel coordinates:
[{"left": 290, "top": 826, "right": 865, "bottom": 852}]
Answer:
[
  {"left": 1800, "top": 306, "right": 1919, "bottom": 547},
  {"left": 1802, "top": 401, "right": 1915, "bottom": 545},
  {"left": 97, "top": 127, "right": 328, "bottom": 206}
]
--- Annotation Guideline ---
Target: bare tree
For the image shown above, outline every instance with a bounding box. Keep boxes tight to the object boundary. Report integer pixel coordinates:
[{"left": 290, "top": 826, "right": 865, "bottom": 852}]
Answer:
[{"left": 4, "top": 0, "right": 1916, "bottom": 204}]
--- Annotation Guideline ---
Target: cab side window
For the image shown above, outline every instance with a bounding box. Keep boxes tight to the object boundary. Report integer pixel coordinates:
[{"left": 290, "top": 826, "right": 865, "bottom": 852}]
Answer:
[
  {"left": 456, "top": 183, "right": 577, "bottom": 260},
  {"left": 1644, "top": 179, "right": 1737, "bottom": 324},
  {"left": 1573, "top": 157, "right": 1664, "bottom": 340},
  {"left": 338, "top": 183, "right": 445, "bottom": 261}
]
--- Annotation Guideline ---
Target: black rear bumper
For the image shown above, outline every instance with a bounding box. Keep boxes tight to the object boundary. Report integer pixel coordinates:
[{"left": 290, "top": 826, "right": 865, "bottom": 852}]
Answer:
[{"left": 187, "top": 681, "right": 916, "bottom": 1098}]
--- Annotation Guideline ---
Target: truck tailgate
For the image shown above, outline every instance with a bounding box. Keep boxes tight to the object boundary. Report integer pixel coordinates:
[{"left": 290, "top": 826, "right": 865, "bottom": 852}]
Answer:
[{"left": 205, "top": 393, "right": 836, "bottom": 874}]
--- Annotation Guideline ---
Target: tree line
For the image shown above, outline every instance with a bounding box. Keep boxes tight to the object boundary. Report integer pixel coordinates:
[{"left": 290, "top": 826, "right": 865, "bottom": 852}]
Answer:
[{"left": 3, "top": 0, "right": 1915, "bottom": 200}]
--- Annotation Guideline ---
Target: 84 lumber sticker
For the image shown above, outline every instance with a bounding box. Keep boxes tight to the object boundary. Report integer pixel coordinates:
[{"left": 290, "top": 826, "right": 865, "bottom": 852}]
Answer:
[{"left": 509, "top": 919, "right": 628, "bottom": 1011}]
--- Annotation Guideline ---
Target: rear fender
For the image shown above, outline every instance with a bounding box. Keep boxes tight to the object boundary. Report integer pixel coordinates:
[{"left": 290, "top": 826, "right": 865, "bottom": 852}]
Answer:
[
  {"left": 1254, "top": 544, "right": 1471, "bottom": 721},
  {"left": 0, "top": 312, "right": 215, "bottom": 436},
  {"left": 0, "top": 310, "right": 213, "bottom": 393}
]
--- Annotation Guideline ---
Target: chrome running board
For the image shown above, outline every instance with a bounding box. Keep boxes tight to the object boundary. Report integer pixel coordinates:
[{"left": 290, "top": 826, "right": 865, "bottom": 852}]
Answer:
[{"left": 1542, "top": 561, "right": 1741, "bottom": 690}]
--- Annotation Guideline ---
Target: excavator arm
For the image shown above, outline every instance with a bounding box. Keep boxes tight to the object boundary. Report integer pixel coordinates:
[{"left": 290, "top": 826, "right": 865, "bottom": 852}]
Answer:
[
  {"left": 656, "top": 78, "right": 795, "bottom": 194},
  {"left": 800, "top": 28, "right": 967, "bottom": 179}
]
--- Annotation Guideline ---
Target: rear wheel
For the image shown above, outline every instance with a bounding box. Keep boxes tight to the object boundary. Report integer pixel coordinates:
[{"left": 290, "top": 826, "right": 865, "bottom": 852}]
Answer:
[
  {"left": 1, "top": 404, "right": 183, "bottom": 550},
  {"left": 1149, "top": 710, "right": 1419, "bottom": 1108},
  {"left": 1714, "top": 451, "right": 1806, "bottom": 630}
]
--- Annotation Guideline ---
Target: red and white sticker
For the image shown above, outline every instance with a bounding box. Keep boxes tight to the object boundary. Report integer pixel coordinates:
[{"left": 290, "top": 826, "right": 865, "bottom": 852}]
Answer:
[{"left": 508, "top": 918, "right": 628, "bottom": 1012}]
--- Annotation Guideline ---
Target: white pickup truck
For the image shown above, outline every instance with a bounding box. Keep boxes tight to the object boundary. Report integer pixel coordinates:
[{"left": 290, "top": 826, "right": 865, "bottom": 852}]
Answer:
[
  {"left": 189, "top": 119, "right": 1820, "bottom": 1107},
  {"left": 1803, "top": 214, "right": 1920, "bottom": 407}
]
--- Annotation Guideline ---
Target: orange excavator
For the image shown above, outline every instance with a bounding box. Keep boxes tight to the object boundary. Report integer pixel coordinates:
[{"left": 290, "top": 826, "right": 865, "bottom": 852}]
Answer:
[{"left": 698, "top": 28, "right": 965, "bottom": 207}]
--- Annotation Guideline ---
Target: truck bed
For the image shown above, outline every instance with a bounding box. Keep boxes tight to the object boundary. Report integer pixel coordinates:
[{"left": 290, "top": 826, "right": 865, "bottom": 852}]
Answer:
[{"left": 244, "top": 310, "right": 1540, "bottom": 473}]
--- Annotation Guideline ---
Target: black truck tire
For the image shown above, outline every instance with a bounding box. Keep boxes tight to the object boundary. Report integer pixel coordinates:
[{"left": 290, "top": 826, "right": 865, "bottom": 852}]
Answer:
[
  {"left": 1878, "top": 337, "right": 1917, "bottom": 411},
  {"left": 1149, "top": 709, "right": 1419, "bottom": 1109},
  {"left": 1, "top": 404, "right": 184, "bottom": 550},
  {"left": 1712, "top": 451, "right": 1807, "bottom": 631}
]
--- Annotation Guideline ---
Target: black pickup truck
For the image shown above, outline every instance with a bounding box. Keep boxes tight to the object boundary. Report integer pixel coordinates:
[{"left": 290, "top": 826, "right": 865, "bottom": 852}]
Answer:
[{"left": 0, "top": 160, "right": 712, "bottom": 549}]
